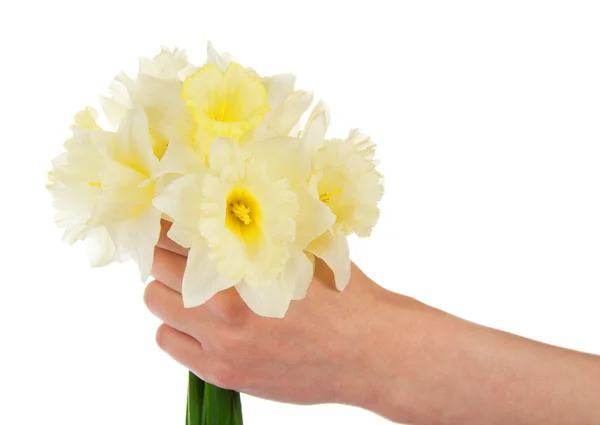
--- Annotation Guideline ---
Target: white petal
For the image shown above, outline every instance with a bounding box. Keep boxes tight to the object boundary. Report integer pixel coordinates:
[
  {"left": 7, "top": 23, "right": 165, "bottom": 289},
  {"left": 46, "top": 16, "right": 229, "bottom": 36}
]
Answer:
[
  {"left": 291, "top": 252, "right": 315, "bottom": 301},
  {"left": 267, "top": 90, "right": 314, "bottom": 135},
  {"left": 108, "top": 207, "right": 162, "bottom": 281},
  {"left": 115, "top": 108, "right": 158, "bottom": 174},
  {"left": 306, "top": 230, "right": 351, "bottom": 291},
  {"left": 293, "top": 190, "right": 336, "bottom": 250},
  {"left": 302, "top": 100, "right": 329, "bottom": 152},
  {"left": 167, "top": 221, "right": 198, "bottom": 248},
  {"left": 156, "top": 139, "right": 204, "bottom": 177},
  {"left": 237, "top": 250, "right": 315, "bottom": 317},
  {"left": 92, "top": 159, "right": 150, "bottom": 224},
  {"left": 263, "top": 74, "right": 296, "bottom": 109},
  {"left": 243, "top": 136, "right": 311, "bottom": 187},
  {"left": 153, "top": 173, "right": 204, "bottom": 222},
  {"left": 101, "top": 72, "right": 133, "bottom": 130},
  {"left": 86, "top": 227, "right": 117, "bottom": 267},
  {"left": 209, "top": 137, "right": 240, "bottom": 171},
  {"left": 182, "top": 241, "right": 236, "bottom": 308},
  {"left": 206, "top": 41, "right": 229, "bottom": 72},
  {"left": 236, "top": 278, "right": 294, "bottom": 319},
  {"left": 153, "top": 173, "right": 204, "bottom": 248}
]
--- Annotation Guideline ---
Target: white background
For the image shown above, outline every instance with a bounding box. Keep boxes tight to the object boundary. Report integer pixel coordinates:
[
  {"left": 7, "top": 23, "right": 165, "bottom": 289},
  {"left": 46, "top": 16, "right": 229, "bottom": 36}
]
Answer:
[{"left": 1, "top": 1, "right": 599, "bottom": 424}]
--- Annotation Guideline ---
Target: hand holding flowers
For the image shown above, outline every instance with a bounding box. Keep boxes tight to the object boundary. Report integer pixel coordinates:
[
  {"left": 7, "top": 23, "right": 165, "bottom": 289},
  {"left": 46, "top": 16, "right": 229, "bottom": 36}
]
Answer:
[{"left": 48, "top": 43, "right": 383, "bottom": 423}]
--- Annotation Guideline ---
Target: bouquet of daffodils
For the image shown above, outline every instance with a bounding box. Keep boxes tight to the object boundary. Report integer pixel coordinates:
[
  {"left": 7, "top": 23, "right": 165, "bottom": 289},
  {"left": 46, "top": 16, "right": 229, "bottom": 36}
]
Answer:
[{"left": 48, "top": 43, "right": 383, "bottom": 424}]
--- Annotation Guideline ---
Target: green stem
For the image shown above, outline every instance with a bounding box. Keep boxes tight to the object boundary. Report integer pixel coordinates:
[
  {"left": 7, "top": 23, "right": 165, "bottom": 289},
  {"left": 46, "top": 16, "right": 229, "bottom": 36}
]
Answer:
[{"left": 186, "top": 371, "right": 243, "bottom": 425}]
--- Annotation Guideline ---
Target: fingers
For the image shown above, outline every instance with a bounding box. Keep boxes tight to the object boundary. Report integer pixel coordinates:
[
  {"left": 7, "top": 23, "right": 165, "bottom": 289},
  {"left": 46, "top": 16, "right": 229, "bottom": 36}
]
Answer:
[
  {"left": 155, "top": 324, "right": 239, "bottom": 390},
  {"left": 151, "top": 247, "right": 249, "bottom": 321},
  {"left": 144, "top": 280, "right": 200, "bottom": 337},
  {"left": 154, "top": 324, "right": 207, "bottom": 377},
  {"left": 152, "top": 247, "right": 185, "bottom": 293},
  {"left": 157, "top": 219, "right": 190, "bottom": 257}
]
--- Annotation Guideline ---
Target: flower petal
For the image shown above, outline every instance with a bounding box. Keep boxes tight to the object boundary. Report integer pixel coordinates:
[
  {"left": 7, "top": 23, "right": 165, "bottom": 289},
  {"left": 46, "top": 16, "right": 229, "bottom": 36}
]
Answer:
[
  {"left": 114, "top": 108, "right": 158, "bottom": 175},
  {"left": 237, "top": 250, "right": 315, "bottom": 317},
  {"left": 93, "top": 158, "right": 152, "bottom": 224},
  {"left": 302, "top": 100, "right": 329, "bottom": 152},
  {"left": 108, "top": 206, "right": 162, "bottom": 281},
  {"left": 101, "top": 72, "right": 134, "bottom": 130},
  {"left": 263, "top": 74, "right": 296, "bottom": 110},
  {"left": 267, "top": 90, "right": 314, "bottom": 135},
  {"left": 293, "top": 190, "right": 336, "bottom": 250},
  {"left": 243, "top": 136, "right": 311, "bottom": 187},
  {"left": 306, "top": 230, "right": 351, "bottom": 291},
  {"left": 209, "top": 137, "right": 240, "bottom": 171},
  {"left": 86, "top": 227, "right": 117, "bottom": 267},
  {"left": 291, "top": 252, "right": 315, "bottom": 301},
  {"left": 182, "top": 241, "right": 236, "bottom": 308},
  {"left": 139, "top": 47, "right": 195, "bottom": 80},
  {"left": 206, "top": 41, "right": 229, "bottom": 72},
  {"left": 157, "top": 139, "right": 205, "bottom": 177},
  {"left": 153, "top": 173, "right": 205, "bottom": 248},
  {"left": 236, "top": 277, "right": 293, "bottom": 319}
]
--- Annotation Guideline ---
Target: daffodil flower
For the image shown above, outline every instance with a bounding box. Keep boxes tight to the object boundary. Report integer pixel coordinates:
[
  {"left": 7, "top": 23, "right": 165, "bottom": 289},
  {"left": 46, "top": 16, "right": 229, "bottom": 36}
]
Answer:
[
  {"left": 178, "top": 43, "right": 313, "bottom": 163},
  {"left": 49, "top": 108, "right": 163, "bottom": 279},
  {"left": 101, "top": 47, "right": 196, "bottom": 161},
  {"left": 154, "top": 136, "right": 335, "bottom": 318},
  {"left": 301, "top": 103, "right": 384, "bottom": 291}
]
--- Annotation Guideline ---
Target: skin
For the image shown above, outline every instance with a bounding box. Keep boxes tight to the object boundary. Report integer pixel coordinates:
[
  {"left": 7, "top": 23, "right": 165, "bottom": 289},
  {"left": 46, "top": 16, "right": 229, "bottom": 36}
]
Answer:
[{"left": 144, "top": 222, "right": 600, "bottom": 425}]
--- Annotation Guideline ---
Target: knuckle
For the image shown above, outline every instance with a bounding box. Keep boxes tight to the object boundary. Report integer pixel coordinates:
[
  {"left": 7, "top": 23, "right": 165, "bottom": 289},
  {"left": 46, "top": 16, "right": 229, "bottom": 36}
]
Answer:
[
  {"left": 143, "top": 280, "right": 160, "bottom": 310},
  {"left": 155, "top": 324, "right": 170, "bottom": 351},
  {"left": 216, "top": 297, "right": 248, "bottom": 324},
  {"left": 209, "top": 362, "right": 240, "bottom": 390},
  {"left": 210, "top": 332, "right": 238, "bottom": 356}
]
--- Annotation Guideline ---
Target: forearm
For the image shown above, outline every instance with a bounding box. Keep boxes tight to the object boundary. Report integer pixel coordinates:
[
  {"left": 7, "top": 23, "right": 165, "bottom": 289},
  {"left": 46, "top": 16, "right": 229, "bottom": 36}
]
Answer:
[{"left": 358, "top": 288, "right": 600, "bottom": 425}]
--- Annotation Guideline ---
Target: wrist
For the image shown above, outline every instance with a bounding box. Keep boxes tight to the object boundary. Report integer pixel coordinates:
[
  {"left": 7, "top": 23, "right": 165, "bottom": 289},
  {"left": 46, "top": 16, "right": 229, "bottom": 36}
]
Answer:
[{"left": 334, "top": 280, "right": 444, "bottom": 422}]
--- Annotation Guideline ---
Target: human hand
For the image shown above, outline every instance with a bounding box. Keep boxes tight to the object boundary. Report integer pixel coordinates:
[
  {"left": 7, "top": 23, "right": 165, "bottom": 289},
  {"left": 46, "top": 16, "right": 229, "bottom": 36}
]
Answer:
[
  {"left": 144, "top": 221, "right": 418, "bottom": 412},
  {"left": 145, "top": 221, "right": 600, "bottom": 425}
]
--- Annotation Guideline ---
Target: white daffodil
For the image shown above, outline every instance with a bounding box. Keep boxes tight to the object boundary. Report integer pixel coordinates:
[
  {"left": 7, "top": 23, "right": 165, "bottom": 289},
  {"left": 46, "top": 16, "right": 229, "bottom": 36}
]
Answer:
[
  {"left": 180, "top": 42, "right": 313, "bottom": 161},
  {"left": 101, "top": 47, "right": 196, "bottom": 162},
  {"left": 300, "top": 103, "right": 384, "bottom": 290},
  {"left": 49, "top": 107, "right": 162, "bottom": 279},
  {"left": 48, "top": 108, "right": 116, "bottom": 265},
  {"left": 154, "top": 136, "right": 334, "bottom": 318}
]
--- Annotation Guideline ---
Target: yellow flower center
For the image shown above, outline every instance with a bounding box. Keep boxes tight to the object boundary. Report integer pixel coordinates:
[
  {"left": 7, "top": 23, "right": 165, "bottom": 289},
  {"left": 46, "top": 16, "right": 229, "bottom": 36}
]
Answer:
[
  {"left": 226, "top": 189, "right": 261, "bottom": 241},
  {"left": 319, "top": 188, "right": 342, "bottom": 204},
  {"left": 182, "top": 62, "right": 270, "bottom": 153},
  {"left": 230, "top": 201, "right": 252, "bottom": 225}
]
